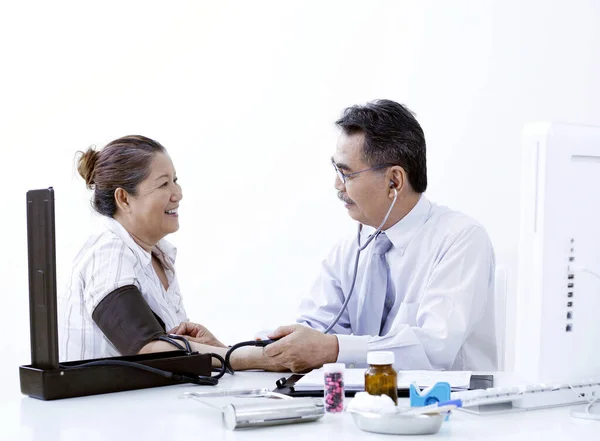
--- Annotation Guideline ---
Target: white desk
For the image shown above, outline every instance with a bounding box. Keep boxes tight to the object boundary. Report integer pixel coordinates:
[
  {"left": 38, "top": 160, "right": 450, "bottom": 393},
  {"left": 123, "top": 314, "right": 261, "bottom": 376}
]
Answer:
[{"left": 2, "top": 371, "right": 599, "bottom": 440}]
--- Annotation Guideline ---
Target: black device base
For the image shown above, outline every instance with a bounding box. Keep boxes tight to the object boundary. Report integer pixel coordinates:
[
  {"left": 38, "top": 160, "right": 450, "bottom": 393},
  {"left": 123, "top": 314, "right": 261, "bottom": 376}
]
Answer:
[{"left": 20, "top": 350, "right": 213, "bottom": 400}]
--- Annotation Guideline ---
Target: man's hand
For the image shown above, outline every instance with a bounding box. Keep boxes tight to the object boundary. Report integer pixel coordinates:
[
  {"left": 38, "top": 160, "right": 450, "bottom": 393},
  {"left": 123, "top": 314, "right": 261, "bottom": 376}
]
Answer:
[
  {"left": 168, "top": 322, "right": 227, "bottom": 348},
  {"left": 263, "top": 324, "right": 339, "bottom": 372}
]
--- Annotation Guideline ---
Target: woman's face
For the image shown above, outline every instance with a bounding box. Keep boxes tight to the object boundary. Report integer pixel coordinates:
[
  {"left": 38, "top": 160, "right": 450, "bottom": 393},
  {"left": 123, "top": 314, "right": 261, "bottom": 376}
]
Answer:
[{"left": 127, "top": 152, "right": 183, "bottom": 245}]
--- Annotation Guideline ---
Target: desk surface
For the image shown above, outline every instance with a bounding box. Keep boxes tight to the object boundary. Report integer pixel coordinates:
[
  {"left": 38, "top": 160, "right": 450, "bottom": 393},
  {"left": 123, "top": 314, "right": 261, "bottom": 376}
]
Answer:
[{"left": 2, "top": 371, "right": 599, "bottom": 440}]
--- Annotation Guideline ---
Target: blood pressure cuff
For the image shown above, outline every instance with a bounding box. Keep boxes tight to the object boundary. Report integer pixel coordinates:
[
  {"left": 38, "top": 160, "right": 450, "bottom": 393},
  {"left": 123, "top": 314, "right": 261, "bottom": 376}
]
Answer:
[{"left": 92, "top": 284, "right": 166, "bottom": 356}]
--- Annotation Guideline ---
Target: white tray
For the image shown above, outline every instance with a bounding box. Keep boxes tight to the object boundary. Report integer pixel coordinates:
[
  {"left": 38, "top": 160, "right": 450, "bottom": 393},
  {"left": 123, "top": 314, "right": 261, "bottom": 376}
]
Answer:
[{"left": 350, "top": 411, "right": 444, "bottom": 435}]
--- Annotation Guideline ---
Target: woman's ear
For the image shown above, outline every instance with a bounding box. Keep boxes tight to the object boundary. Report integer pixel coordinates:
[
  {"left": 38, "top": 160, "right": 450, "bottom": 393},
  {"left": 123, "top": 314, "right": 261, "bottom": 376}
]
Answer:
[{"left": 114, "top": 188, "right": 131, "bottom": 213}]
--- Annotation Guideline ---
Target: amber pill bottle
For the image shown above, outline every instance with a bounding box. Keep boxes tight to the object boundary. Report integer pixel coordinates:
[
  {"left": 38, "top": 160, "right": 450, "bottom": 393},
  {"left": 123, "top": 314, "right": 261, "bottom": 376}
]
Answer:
[{"left": 364, "top": 351, "right": 398, "bottom": 405}]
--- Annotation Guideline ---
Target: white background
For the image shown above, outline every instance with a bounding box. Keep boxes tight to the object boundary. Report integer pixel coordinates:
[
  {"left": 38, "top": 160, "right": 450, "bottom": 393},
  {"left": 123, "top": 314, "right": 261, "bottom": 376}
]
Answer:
[{"left": 2, "top": 0, "right": 600, "bottom": 389}]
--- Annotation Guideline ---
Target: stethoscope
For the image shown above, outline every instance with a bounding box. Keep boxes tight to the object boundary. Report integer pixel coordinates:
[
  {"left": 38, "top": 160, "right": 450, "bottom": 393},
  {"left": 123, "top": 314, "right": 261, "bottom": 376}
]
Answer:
[
  {"left": 323, "top": 185, "right": 398, "bottom": 333},
  {"left": 224, "top": 185, "right": 399, "bottom": 375}
]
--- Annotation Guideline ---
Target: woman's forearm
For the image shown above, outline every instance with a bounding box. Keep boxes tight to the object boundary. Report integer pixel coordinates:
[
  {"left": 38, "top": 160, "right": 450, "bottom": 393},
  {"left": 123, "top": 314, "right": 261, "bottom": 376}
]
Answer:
[
  {"left": 226, "top": 346, "right": 287, "bottom": 372},
  {"left": 139, "top": 339, "right": 287, "bottom": 372},
  {"left": 186, "top": 342, "right": 269, "bottom": 370},
  {"left": 138, "top": 340, "right": 185, "bottom": 354},
  {"left": 138, "top": 340, "right": 228, "bottom": 363},
  {"left": 189, "top": 342, "right": 228, "bottom": 368},
  {"left": 190, "top": 342, "right": 287, "bottom": 372}
]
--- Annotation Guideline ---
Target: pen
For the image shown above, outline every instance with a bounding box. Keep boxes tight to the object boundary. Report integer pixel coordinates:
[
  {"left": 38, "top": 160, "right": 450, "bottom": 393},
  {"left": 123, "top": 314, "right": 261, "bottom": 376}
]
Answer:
[{"left": 403, "top": 399, "right": 463, "bottom": 416}]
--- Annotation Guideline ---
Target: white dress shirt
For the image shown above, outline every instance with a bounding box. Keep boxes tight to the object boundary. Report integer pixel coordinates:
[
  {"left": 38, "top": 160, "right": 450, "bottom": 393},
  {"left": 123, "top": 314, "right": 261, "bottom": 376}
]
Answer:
[
  {"left": 58, "top": 217, "right": 188, "bottom": 361},
  {"left": 297, "top": 195, "right": 497, "bottom": 371}
]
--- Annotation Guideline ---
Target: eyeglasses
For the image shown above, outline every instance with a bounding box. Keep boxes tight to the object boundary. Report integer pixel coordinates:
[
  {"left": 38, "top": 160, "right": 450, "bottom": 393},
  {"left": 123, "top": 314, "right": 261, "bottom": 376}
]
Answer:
[{"left": 331, "top": 157, "right": 393, "bottom": 184}]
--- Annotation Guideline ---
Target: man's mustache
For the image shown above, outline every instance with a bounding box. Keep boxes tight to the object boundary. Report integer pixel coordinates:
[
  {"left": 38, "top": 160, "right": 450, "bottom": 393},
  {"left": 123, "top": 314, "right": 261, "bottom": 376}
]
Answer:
[{"left": 338, "top": 192, "right": 353, "bottom": 204}]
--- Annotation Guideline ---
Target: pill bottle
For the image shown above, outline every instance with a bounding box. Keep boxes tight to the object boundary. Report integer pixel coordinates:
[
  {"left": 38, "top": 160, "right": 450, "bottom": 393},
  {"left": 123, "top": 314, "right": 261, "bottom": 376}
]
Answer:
[
  {"left": 364, "top": 351, "right": 398, "bottom": 404},
  {"left": 323, "top": 363, "right": 345, "bottom": 413}
]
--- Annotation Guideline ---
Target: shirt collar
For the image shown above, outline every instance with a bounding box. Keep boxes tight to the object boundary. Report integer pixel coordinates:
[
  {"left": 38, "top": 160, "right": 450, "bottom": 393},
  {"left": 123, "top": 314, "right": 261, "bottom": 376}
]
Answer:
[
  {"left": 361, "top": 194, "right": 432, "bottom": 254},
  {"left": 103, "top": 217, "right": 177, "bottom": 267}
]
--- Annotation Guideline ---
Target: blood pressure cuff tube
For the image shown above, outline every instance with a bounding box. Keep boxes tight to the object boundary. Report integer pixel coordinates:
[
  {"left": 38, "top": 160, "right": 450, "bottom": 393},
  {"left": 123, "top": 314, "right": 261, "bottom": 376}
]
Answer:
[{"left": 92, "top": 284, "right": 166, "bottom": 356}]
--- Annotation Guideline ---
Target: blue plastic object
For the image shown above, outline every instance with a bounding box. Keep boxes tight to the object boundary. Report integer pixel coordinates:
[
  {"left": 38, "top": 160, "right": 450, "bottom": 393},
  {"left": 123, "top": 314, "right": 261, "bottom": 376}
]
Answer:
[{"left": 409, "top": 382, "right": 452, "bottom": 407}]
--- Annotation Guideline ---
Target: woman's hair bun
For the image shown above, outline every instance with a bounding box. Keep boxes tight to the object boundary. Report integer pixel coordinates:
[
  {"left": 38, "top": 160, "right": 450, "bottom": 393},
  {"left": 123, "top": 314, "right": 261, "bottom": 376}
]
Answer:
[{"left": 77, "top": 147, "right": 99, "bottom": 189}]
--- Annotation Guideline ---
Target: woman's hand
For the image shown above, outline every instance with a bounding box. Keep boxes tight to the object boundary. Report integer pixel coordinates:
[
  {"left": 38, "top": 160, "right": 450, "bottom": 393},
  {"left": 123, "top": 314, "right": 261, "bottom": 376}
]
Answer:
[{"left": 169, "top": 321, "right": 227, "bottom": 348}]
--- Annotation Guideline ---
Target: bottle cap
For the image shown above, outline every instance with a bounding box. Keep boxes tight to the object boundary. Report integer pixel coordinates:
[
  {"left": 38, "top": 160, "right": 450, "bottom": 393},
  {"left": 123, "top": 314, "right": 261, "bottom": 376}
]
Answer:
[
  {"left": 323, "top": 363, "right": 345, "bottom": 373},
  {"left": 367, "top": 351, "right": 395, "bottom": 365}
]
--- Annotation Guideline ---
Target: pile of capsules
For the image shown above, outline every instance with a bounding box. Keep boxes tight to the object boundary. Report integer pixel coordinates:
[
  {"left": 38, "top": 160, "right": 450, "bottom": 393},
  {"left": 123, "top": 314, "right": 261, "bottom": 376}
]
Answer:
[{"left": 324, "top": 371, "right": 345, "bottom": 413}]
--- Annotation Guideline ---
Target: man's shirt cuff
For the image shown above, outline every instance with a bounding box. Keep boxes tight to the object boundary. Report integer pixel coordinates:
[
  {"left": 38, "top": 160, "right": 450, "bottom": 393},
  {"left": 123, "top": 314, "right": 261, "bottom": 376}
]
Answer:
[{"left": 335, "top": 334, "right": 369, "bottom": 368}]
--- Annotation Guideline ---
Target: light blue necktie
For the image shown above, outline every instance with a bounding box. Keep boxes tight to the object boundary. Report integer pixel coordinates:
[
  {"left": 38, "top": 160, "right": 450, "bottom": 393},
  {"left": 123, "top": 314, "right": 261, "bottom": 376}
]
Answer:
[{"left": 355, "top": 232, "right": 393, "bottom": 335}]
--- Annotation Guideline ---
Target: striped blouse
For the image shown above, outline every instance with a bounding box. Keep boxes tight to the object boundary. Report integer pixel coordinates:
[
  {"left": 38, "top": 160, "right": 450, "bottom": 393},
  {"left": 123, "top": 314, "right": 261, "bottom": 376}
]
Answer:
[{"left": 58, "top": 217, "right": 188, "bottom": 361}]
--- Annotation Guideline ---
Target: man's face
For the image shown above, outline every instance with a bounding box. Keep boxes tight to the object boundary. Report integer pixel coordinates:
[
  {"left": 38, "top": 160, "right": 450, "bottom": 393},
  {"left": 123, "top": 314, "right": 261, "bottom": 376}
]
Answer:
[{"left": 332, "top": 132, "right": 391, "bottom": 227}]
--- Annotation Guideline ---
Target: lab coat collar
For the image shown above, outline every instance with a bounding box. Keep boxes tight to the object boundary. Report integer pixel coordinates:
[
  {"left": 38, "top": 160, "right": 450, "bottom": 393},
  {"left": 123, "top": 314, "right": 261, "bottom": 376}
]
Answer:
[{"left": 103, "top": 217, "right": 177, "bottom": 267}]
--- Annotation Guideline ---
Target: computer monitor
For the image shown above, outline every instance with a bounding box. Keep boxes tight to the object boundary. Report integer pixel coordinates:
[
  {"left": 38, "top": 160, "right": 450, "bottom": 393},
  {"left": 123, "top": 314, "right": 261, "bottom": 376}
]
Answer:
[{"left": 515, "top": 122, "right": 600, "bottom": 383}]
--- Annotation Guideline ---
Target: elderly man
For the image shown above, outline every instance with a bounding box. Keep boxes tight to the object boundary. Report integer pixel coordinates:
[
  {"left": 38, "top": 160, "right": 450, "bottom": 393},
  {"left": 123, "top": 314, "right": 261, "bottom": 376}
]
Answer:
[
  {"left": 176, "top": 99, "right": 497, "bottom": 373},
  {"left": 262, "top": 99, "right": 497, "bottom": 372}
]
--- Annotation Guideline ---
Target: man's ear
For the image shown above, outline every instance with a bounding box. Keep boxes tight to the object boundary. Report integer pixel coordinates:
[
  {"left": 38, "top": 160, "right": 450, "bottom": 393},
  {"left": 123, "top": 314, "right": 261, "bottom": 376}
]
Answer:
[
  {"left": 388, "top": 166, "right": 406, "bottom": 197},
  {"left": 114, "top": 188, "right": 132, "bottom": 213}
]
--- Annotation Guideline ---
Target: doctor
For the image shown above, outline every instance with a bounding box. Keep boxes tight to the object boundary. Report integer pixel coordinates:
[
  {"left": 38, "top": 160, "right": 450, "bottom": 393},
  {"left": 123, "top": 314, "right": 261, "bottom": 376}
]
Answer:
[{"left": 260, "top": 99, "right": 497, "bottom": 372}]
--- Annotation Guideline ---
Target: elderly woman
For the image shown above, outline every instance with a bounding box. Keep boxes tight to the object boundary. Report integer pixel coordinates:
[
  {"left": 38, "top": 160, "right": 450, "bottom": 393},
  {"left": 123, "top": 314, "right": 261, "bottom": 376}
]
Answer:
[{"left": 58, "top": 135, "right": 274, "bottom": 371}]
